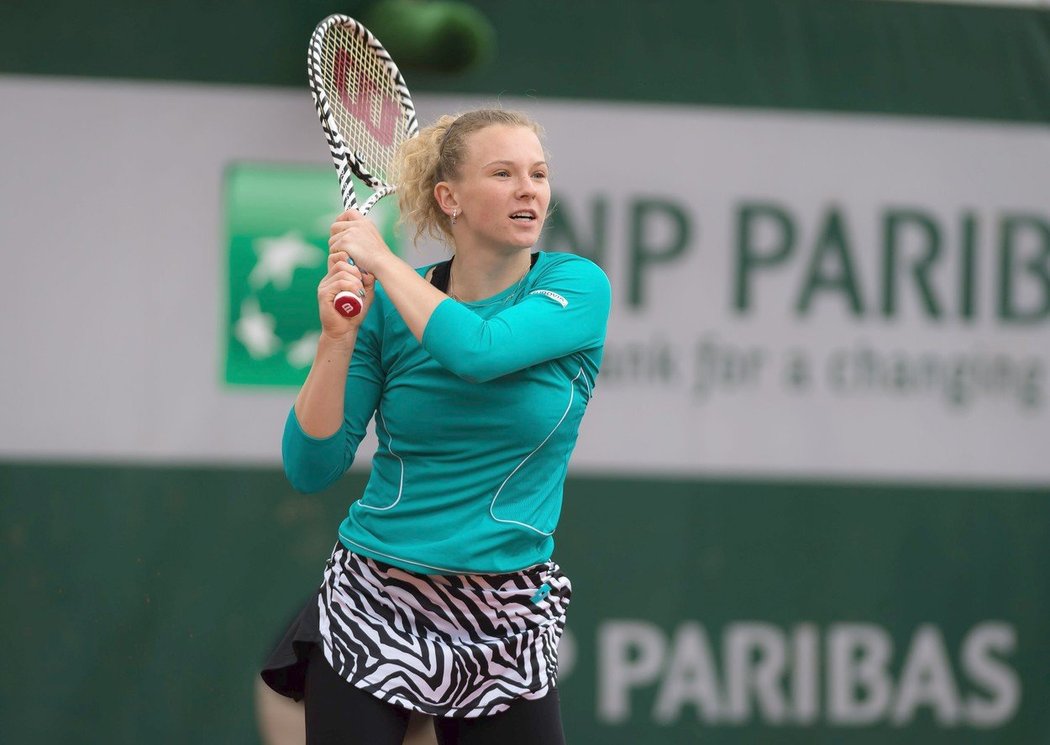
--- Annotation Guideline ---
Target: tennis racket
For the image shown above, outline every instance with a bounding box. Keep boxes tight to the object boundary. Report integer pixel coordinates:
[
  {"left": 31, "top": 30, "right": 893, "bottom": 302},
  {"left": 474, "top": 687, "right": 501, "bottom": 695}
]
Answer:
[{"left": 307, "top": 14, "right": 419, "bottom": 317}]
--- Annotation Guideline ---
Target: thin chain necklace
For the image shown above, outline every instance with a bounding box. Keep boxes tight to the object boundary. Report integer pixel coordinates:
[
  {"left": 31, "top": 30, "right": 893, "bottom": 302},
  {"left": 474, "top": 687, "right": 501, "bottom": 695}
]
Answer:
[{"left": 448, "top": 262, "right": 531, "bottom": 307}]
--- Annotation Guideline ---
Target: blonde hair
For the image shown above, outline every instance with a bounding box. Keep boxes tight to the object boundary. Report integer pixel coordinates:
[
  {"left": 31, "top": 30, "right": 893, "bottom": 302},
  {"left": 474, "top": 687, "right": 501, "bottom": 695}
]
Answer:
[{"left": 392, "top": 109, "right": 544, "bottom": 247}]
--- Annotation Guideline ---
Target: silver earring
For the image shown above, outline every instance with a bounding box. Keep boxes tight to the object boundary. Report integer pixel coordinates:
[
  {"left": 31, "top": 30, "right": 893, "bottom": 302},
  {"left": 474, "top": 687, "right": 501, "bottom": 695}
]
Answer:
[{"left": 451, "top": 209, "right": 458, "bottom": 225}]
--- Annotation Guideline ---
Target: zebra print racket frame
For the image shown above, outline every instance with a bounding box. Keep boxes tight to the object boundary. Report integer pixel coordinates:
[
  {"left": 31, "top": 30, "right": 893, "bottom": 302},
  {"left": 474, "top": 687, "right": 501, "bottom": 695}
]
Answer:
[
  {"left": 307, "top": 14, "right": 419, "bottom": 316},
  {"left": 307, "top": 14, "right": 419, "bottom": 215}
]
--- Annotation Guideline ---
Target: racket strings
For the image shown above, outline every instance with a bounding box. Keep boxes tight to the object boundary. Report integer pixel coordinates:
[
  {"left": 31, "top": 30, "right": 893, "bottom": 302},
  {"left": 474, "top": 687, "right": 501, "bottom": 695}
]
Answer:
[{"left": 320, "top": 26, "right": 411, "bottom": 185}]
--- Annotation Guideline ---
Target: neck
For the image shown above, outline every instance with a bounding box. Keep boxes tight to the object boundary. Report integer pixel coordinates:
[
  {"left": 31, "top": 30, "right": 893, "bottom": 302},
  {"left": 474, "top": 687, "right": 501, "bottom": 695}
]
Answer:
[{"left": 448, "top": 247, "right": 533, "bottom": 302}]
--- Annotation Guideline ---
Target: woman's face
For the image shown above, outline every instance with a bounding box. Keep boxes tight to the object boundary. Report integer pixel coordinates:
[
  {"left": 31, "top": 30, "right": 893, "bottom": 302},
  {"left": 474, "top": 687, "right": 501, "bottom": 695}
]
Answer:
[{"left": 445, "top": 125, "right": 551, "bottom": 252}]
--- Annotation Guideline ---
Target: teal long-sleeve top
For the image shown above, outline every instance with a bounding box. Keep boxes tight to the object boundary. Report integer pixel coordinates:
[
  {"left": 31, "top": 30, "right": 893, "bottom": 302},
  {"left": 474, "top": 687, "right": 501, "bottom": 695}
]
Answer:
[{"left": 282, "top": 251, "right": 611, "bottom": 574}]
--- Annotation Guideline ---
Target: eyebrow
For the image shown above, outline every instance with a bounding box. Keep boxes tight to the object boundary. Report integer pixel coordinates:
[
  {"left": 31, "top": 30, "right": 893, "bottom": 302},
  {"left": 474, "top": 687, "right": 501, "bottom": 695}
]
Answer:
[{"left": 483, "top": 160, "right": 548, "bottom": 168}]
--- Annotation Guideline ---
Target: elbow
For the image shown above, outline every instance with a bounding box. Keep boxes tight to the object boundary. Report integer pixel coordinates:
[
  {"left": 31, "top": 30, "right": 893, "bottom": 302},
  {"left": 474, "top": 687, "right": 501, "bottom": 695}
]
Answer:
[
  {"left": 447, "top": 365, "right": 501, "bottom": 385},
  {"left": 281, "top": 412, "right": 357, "bottom": 493},
  {"left": 438, "top": 349, "right": 504, "bottom": 384},
  {"left": 282, "top": 451, "right": 352, "bottom": 494},
  {"left": 283, "top": 465, "right": 329, "bottom": 495}
]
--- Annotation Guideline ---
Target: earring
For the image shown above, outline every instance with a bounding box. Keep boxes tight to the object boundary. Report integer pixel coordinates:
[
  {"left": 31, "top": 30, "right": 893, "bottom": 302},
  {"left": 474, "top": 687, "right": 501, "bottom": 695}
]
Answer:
[{"left": 451, "top": 208, "right": 458, "bottom": 225}]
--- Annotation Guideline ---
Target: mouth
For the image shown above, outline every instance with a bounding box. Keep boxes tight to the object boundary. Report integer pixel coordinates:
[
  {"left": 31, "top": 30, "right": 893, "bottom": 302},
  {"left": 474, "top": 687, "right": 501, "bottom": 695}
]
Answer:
[{"left": 510, "top": 210, "right": 538, "bottom": 223}]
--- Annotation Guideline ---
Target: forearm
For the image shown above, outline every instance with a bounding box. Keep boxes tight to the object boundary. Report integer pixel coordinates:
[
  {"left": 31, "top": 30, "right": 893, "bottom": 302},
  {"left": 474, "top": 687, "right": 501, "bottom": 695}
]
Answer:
[
  {"left": 420, "top": 257, "right": 612, "bottom": 382},
  {"left": 371, "top": 253, "right": 449, "bottom": 342},
  {"left": 294, "top": 332, "right": 358, "bottom": 438}
]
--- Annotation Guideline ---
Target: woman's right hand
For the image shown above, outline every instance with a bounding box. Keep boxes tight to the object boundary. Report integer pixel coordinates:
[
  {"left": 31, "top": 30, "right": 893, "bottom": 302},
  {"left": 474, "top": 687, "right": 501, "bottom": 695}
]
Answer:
[{"left": 317, "top": 251, "right": 376, "bottom": 339}]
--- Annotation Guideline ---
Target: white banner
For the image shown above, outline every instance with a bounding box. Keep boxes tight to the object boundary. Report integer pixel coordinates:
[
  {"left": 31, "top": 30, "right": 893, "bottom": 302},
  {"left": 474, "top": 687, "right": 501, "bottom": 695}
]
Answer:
[
  {"left": 533, "top": 101, "right": 1050, "bottom": 483},
  {"left": 2, "top": 76, "right": 1047, "bottom": 483}
]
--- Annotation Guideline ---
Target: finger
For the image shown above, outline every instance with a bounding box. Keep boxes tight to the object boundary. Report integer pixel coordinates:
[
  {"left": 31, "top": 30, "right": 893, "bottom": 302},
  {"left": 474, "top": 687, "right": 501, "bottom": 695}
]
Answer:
[
  {"left": 327, "top": 253, "right": 362, "bottom": 274},
  {"left": 328, "top": 224, "right": 362, "bottom": 246},
  {"left": 328, "top": 230, "right": 355, "bottom": 251},
  {"left": 330, "top": 209, "right": 359, "bottom": 224},
  {"left": 327, "top": 258, "right": 363, "bottom": 276},
  {"left": 323, "top": 268, "right": 363, "bottom": 290},
  {"left": 330, "top": 210, "right": 362, "bottom": 235},
  {"left": 330, "top": 276, "right": 364, "bottom": 293},
  {"left": 327, "top": 246, "right": 355, "bottom": 267},
  {"left": 325, "top": 276, "right": 367, "bottom": 301}
]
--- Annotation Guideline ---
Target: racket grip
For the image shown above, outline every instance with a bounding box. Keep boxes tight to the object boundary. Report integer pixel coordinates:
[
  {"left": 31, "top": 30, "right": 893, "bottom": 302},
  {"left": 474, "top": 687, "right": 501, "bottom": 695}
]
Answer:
[{"left": 333, "top": 291, "right": 363, "bottom": 318}]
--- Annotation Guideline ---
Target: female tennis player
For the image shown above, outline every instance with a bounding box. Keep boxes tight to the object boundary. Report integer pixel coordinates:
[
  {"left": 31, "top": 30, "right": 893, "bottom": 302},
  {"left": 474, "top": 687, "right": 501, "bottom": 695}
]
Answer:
[{"left": 262, "top": 109, "right": 610, "bottom": 745}]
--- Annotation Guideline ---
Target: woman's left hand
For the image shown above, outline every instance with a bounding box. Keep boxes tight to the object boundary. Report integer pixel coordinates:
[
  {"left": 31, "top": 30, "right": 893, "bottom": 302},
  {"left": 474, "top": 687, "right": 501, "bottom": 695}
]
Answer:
[{"left": 328, "top": 209, "right": 394, "bottom": 276}]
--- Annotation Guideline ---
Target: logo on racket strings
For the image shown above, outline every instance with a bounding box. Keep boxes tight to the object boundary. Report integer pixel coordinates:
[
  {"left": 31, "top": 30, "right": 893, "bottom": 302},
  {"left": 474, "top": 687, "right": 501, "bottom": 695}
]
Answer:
[{"left": 334, "top": 48, "right": 399, "bottom": 146}]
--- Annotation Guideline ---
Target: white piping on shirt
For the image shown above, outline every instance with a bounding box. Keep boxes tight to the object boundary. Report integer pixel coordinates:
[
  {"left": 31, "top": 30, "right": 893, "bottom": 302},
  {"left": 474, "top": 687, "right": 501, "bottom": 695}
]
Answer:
[
  {"left": 488, "top": 368, "right": 584, "bottom": 536},
  {"left": 357, "top": 407, "right": 404, "bottom": 512},
  {"left": 579, "top": 364, "right": 592, "bottom": 399}
]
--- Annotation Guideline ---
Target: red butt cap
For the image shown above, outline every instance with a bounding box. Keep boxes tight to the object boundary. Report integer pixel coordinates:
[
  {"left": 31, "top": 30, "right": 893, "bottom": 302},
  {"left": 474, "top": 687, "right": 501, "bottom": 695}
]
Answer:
[{"left": 334, "top": 292, "right": 362, "bottom": 318}]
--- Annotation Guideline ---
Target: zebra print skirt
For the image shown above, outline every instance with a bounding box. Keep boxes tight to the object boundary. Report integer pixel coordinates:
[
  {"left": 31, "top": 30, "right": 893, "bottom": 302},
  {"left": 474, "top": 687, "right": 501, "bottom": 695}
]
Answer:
[{"left": 261, "top": 543, "right": 571, "bottom": 718}]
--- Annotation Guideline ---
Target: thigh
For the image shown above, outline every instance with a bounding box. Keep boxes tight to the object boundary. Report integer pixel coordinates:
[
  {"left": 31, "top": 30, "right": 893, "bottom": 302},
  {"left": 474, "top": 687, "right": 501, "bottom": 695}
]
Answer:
[
  {"left": 432, "top": 690, "right": 565, "bottom": 745},
  {"left": 304, "top": 645, "right": 411, "bottom": 745}
]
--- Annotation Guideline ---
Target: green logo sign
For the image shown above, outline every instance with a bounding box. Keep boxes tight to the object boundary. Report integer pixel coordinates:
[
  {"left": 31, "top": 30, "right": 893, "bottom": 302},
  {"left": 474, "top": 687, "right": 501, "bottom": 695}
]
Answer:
[{"left": 223, "top": 162, "right": 401, "bottom": 386}]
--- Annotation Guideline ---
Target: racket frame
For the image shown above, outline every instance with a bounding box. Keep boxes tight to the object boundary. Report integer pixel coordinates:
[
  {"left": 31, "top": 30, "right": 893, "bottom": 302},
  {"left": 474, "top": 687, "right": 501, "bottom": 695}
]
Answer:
[{"left": 307, "top": 14, "right": 420, "bottom": 317}]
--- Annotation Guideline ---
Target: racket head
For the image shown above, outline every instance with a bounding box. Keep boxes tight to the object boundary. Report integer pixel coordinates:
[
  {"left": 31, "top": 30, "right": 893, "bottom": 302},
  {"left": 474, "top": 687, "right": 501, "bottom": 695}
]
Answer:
[{"left": 308, "top": 15, "right": 419, "bottom": 212}]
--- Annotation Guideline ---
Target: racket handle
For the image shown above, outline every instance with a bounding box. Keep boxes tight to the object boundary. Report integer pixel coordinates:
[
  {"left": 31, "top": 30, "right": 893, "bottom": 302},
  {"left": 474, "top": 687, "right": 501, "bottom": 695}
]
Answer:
[{"left": 333, "top": 291, "right": 363, "bottom": 318}]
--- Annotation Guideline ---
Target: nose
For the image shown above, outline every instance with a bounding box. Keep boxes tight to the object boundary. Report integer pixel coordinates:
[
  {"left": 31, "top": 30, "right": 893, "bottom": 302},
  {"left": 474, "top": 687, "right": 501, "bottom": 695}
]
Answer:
[{"left": 516, "top": 174, "right": 537, "bottom": 199}]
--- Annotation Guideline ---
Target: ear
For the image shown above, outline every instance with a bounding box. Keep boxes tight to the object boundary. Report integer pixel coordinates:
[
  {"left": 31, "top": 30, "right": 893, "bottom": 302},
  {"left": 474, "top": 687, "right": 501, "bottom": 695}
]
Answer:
[{"left": 434, "top": 181, "right": 459, "bottom": 218}]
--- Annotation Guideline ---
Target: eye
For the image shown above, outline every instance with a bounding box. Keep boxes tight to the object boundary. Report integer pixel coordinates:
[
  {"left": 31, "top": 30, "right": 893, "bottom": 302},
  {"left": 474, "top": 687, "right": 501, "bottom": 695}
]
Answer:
[
  {"left": 493, "top": 169, "right": 510, "bottom": 177},
  {"left": 532, "top": 171, "right": 548, "bottom": 180}
]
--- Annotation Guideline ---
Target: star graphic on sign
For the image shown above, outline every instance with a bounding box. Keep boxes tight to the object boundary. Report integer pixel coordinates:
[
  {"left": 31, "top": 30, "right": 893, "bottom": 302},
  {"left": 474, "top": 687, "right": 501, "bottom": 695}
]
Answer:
[
  {"left": 286, "top": 331, "right": 320, "bottom": 368},
  {"left": 234, "top": 298, "right": 281, "bottom": 359},
  {"left": 248, "top": 231, "right": 324, "bottom": 291}
]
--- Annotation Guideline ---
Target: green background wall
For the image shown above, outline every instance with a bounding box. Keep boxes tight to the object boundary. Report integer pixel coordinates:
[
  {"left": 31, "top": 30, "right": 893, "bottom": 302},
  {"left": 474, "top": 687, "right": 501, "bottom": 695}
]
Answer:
[
  {"left": 3, "top": 465, "right": 1048, "bottom": 743},
  {"left": 2, "top": 0, "right": 1049, "bottom": 121}
]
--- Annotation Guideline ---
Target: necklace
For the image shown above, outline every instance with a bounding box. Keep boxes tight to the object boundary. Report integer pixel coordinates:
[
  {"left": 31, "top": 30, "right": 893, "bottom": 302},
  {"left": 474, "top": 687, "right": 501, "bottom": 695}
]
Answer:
[{"left": 448, "top": 263, "right": 531, "bottom": 307}]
